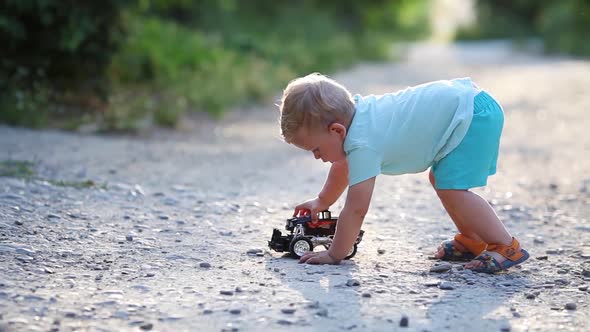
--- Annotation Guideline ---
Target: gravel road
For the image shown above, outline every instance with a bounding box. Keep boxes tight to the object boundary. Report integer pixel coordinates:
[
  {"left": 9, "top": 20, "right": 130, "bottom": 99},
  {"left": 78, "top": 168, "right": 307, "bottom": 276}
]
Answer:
[{"left": 1, "top": 41, "right": 589, "bottom": 332}]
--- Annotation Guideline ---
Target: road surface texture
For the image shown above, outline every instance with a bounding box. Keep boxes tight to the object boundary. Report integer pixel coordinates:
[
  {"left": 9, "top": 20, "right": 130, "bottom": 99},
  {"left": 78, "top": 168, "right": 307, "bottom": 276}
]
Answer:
[{"left": 1, "top": 41, "right": 589, "bottom": 331}]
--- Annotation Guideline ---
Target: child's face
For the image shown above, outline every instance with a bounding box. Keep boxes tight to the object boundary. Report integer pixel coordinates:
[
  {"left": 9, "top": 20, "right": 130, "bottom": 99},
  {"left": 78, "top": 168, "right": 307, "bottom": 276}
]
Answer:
[{"left": 291, "top": 123, "right": 347, "bottom": 163}]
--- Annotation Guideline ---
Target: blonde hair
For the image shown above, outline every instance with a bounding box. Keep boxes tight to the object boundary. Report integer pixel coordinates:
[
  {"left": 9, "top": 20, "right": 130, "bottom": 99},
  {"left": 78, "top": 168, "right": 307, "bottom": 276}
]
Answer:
[{"left": 279, "top": 73, "right": 355, "bottom": 143}]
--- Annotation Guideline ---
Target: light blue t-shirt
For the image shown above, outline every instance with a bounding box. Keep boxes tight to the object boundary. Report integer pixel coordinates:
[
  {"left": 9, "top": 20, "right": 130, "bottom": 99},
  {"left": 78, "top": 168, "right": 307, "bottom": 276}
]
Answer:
[{"left": 344, "top": 77, "right": 479, "bottom": 186}]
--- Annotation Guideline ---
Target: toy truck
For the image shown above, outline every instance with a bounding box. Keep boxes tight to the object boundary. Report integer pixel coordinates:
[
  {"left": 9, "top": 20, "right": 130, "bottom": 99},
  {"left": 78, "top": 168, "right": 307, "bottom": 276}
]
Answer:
[{"left": 268, "top": 210, "right": 364, "bottom": 259}]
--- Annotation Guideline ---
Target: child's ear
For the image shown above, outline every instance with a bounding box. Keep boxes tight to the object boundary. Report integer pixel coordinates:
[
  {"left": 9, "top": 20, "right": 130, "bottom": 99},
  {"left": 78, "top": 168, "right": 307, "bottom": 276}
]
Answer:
[{"left": 329, "top": 123, "right": 347, "bottom": 138}]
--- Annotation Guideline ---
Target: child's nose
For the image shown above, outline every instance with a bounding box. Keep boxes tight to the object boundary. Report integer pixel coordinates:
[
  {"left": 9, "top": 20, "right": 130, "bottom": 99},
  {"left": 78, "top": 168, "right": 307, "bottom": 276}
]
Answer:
[{"left": 313, "top": 151, "right": 320, "bottom": 159}]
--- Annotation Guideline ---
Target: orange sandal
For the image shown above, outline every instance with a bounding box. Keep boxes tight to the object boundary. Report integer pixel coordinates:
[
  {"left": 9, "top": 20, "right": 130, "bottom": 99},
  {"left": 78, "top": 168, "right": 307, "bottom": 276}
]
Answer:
[
  {"left": 470, "top": 237, "right": 529, "bottom": 273},
  {"left": 439, "top": 234, "right": 487, "bottom": 261}
]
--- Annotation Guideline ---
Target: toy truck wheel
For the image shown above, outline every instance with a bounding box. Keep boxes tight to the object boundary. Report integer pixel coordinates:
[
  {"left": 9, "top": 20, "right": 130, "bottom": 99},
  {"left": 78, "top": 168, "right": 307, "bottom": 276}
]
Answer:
[
  {"left": 289, "top": 237, "right": 313, "bottom": 257},
  {"left": 344, "top": 244, "right": 358, "bottom": 260}
]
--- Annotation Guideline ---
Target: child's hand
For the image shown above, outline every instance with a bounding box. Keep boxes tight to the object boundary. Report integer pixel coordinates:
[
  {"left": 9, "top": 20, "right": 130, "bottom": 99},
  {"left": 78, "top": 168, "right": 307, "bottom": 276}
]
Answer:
[
  {"left": 298, "top": 250, "right": 340, "bottom": 265},
  {"left": 293, "top": 197, "right": 329, "bottom": 222}
]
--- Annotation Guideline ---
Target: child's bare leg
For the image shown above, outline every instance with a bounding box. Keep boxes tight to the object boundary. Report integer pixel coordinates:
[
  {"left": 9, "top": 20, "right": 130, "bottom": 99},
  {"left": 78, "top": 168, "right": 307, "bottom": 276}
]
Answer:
[
  {"left": 435, "top": 188, "right": 512, "bottom": 268},
  {"left": 429, "top": 172, "right": 484, "bottom": 258}
]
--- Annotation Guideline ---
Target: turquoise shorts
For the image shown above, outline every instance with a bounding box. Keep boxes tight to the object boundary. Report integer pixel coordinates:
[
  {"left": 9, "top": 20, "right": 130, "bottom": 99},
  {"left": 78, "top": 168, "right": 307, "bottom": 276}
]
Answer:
[{"left": 431, "top": 91, "right": 504, "bottom": 190}]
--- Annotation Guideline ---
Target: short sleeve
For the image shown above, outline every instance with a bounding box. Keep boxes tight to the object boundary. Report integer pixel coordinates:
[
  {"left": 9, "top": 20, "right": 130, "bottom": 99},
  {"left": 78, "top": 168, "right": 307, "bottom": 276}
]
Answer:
[{"left": 346, "top": 147, "right": 382, "bottom": 186}]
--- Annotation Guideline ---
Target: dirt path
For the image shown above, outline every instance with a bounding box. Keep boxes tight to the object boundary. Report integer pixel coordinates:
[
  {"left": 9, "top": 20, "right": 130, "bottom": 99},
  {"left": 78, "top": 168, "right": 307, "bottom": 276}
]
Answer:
[{"left": 1, "top": 41, "right": 589, "bottom": 332}]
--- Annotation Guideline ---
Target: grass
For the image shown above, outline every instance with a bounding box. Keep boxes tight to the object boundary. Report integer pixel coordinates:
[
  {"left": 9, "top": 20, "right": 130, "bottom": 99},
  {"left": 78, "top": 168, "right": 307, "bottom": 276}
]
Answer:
[
  {"left": 0, "top": 159, "right": 106, "bottom": 189},
  {"left": 49, "top": 179, "right": 106, "bottom": 189},
  {"left": 0, "top": 160, "right": 36, "bottom": 178}
]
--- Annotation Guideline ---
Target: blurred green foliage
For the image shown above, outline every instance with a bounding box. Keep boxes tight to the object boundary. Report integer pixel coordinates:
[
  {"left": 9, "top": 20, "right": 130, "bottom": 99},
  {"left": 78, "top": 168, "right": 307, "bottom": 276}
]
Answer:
[
  {"left": 1, "top": 0, "right": 430, "bottom": 130},
  {"left": 0, "top": 159, "right": 105, "bottom": 188},
  {"left": 0, "top": 160, "right": 35, "bottom": 179},
  {"left": 457, "top": 0, "right": 590, "bottom": 56},
  {"left": 0, "top": 0, "right": 124, "bottom": 127}
]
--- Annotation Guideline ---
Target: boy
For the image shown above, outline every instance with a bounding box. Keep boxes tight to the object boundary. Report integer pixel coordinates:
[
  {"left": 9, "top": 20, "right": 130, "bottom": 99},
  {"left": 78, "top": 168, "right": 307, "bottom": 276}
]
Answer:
[{"left": 278, "top": 73, "right": 529, "bottom": 273}]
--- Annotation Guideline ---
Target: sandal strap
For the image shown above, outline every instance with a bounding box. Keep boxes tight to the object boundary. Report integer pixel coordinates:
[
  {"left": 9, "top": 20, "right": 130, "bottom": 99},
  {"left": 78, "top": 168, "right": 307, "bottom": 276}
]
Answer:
[
  {"left": 486, "top": 237, "right": 524, "bottom": 261},
  {"left": 472, "top": 252, "right": 502, "bottom": 273},
  {"left": 454, "top": 234, "right": 487, "bottom": 256},
  {"left": 441, "top": 239, "right": 475, "bottom": 260}
]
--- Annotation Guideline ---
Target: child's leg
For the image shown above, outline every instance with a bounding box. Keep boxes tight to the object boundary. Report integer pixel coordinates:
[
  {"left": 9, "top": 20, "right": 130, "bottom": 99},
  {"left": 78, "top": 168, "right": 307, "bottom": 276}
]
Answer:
[
  {"left": 435, "top": 188, "right": 513, "bottom": 267},
  {"left": 430, "top": 91, "right": 527, "bottom": 270},
  {"left": 430, "top": 172, "right": 484, "bottom": 246}
]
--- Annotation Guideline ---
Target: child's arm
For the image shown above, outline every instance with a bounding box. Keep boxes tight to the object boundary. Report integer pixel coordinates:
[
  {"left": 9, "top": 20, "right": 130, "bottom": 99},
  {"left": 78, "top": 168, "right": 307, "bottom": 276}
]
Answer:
[
  {"left": 299, "top": 176, "right": 376, "bottom": 264},
  {"left": 293, "top": 160, "right": 349, "bottom": 221}
]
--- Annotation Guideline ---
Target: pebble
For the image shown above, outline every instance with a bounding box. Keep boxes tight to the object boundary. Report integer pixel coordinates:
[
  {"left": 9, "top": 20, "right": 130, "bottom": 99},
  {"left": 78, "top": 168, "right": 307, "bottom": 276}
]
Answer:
[
  {"left": 277, "top": 319, "right": 293, "bottom": 325},
  {"left": 112, "top": 310, "right": 129, "bottom": 319},
  {"left": 15, "top": 248, "right": 35, "bottom": 256},
  {"left": 281, "top": 308, "right": 296, "bottom": 314},
  {"left": 430, "top": 263, "right": 452, "bottom": 273},
  {"left": 377, "top": 249, "right": 386, "bottom": 255},
  {"left": 439, "top": 282, "right": 455, "bottom": 290},
  {"left": 316, "top": 308, "right": 328, "bottom": 317},
  {"left": 229, "top": 308, "right": 241, "bottom": 315},
  {"left": 126, "top": 234, "right": 133, "bottom": 241},
  {"left": 140, "top": 323, "right": 153, "bottom": 330},
  {"left": 546, "top": 248, "right": 563, "bottom": 255},
  {"left": 399, "top": 315, "right": 409, "bottom": 327},
  {"left": 220, "top": 290, "right": 234, "bottom": 296},
  {"left": 247, "top": 248, "right": 263, "bottom": 255},
  {"left": 64, "top": 311, "right": 76, "bottom": 318},
  {"left": 362, "top": 292, "right": 372, "bottom": 298},
  {"left": 346, "top": 279, "right": 360, "bottom": 287},
  {"left": 305, "top": 301, "right": 320, "bottom": 309},
  {"left": 162, "top": 198, "right": 178, "bottom": 206},
  {"left": 565, "top": 303, "right": 577, "bottom": 310},
  {"left": 199, "top": 262, "right": 211, "bottom": 268},
  {"left": 554, "top": 278, "right": 569, "bottom": 285},
  {"left": 130, "top": 285, "right": 150, "bottom": 293},
  {"left": 16, "top": 255, "right": 33, "bottom": 262},
  {"left": 166, "top": 254, "right": 185, "bottom": 260}
]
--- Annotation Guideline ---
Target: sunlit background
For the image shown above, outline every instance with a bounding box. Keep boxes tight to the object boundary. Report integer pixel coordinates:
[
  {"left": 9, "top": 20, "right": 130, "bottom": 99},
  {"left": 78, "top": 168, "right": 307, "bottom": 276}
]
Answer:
[{"left": 1, "top": 0, "right": 588, "bottom": 131}]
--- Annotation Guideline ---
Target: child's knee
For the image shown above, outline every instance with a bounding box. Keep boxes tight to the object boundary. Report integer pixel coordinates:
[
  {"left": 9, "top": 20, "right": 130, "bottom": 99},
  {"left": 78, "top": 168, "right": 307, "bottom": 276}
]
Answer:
[{"left": 435, "top": 189, "right": 465, "bottom": 203}]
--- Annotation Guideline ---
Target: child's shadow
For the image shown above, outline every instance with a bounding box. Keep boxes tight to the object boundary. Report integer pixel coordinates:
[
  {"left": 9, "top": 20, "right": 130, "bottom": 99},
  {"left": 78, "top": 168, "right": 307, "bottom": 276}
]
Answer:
[{"left": 264, "top": 253, "right": 366, "bottom": 329}]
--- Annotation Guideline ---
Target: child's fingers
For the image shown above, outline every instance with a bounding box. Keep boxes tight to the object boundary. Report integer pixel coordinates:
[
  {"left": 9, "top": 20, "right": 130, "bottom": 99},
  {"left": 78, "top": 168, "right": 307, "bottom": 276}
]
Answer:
[
  {"left": 298, "top": 252, "right": 317, "bottom": 264},
  {"left": 293, "top": 207, "right": 305, "bottom": 217},
  {"left": 306, "top": 257, "right": 320, "bottom": 265}
]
